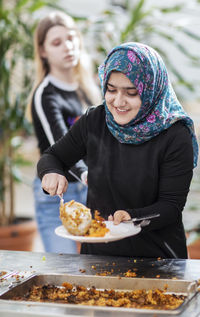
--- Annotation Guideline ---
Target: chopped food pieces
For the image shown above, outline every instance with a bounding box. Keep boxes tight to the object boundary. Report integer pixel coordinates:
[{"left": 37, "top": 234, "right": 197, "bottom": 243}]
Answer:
[
  {"left": 0, "top": 271, "right": 7, "bottom": 278},
  {"left": 124, "top": 270, "right": 137, "bottom": 277},
  {"left": 12, "top": 283, "right": 185, "bottom": 310},
  {"left": 85, "top": 211, "right": 109, "bottom": 237}
]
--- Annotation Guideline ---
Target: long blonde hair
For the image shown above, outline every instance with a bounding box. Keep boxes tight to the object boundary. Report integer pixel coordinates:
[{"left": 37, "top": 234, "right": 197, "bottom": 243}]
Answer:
[{"left": 27, "top": 11, "right": 101, "bottom": 120}]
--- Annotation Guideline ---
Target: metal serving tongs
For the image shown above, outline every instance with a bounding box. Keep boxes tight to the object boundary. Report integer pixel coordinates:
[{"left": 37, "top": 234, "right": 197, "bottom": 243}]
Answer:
[{"left": 122, "top": 213, "right": 160, "bottom": 224}]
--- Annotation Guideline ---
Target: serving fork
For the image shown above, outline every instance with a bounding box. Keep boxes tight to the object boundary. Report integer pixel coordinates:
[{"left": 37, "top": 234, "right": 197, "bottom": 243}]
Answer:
[{"left": 58, "top": 194, "right": 64, "bottom": 206}]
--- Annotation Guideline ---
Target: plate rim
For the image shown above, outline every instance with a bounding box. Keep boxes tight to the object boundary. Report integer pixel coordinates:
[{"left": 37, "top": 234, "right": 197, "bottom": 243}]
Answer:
[{"left": 55, "top": 221, "right": 141, "bottom": 243}]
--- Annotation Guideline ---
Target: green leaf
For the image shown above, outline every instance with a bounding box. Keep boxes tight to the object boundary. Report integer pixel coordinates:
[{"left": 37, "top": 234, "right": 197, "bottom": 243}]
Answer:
[
  {"left": 160, "top": 4, "right": 183, "bottom": 13},
  {"left": 155, "top": 30, "right": 200, "bottom": 62},
  {"left": 120, "top": 0, "right": 153, "bottom": 42},
  {"left": 11, "top": 166, "right": 23, "bottom": 183},
  {"left": 15, "top": 0, "right": 30, "bottom": 10},
  {"left": 28, "top": 0, "right": 61, "bottom": 13},
  {"left": 28, "top": 0, "right": 47, "bottom": 12},
  {"left": 13, "top": 156, "right": 32, "bottom": 167},
  {"left": 181, "top": 28, "right": 200, "bottom": 41}
]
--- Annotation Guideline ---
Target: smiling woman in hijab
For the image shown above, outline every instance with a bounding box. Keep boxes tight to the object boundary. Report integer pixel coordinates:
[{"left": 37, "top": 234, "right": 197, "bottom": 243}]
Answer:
[{"left": 37, "top": 42, "right": 198, "bottom": 259}]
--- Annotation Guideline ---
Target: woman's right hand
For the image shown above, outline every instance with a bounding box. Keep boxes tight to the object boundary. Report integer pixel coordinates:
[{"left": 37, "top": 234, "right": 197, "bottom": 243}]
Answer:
[{"left": 41, "top": 173, "right": 68, "bottom": 196}]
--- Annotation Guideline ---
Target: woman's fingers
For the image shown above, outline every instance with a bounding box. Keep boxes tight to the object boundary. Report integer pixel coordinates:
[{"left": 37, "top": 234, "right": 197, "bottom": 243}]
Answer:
[
  {"left": 42, "top": 173, "right": 57, "bottom": 196},
  {"left": 42, "top": 173, "right": 68, "bottom": 196},
  {"left": 57, "top": 176, "right": 68, "bottom": 195},
  {"left": 113, "top": 210, "right": 131, "bottom": 225},
  {"left": 108, "top": 214, "right": 113, "bottom": 221}
]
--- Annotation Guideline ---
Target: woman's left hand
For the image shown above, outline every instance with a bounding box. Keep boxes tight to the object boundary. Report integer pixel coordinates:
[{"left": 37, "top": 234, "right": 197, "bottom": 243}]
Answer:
[{"left": 108, "top": 210, "right": 131, "bottom": 225}]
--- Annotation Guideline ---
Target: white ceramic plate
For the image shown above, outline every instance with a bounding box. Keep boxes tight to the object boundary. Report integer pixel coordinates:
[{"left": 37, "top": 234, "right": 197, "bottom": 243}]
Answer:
[{"left": 55, "top": 221, "right": 141, "bottom": 243}]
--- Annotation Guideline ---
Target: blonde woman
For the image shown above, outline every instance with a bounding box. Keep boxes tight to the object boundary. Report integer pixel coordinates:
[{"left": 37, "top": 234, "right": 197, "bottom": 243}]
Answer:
[{"left": 28, "top": 11, "right": 101, "bottom": 253}]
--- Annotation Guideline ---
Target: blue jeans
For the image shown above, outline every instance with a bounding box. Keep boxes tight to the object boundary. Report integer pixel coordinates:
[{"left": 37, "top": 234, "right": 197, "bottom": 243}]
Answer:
[{"left": 33, "top": 177, "right": 87, "bottom": 254}]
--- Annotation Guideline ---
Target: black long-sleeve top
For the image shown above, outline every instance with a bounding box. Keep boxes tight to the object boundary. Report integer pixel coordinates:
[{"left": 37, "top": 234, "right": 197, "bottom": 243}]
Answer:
[
  {"left": 32, "top": 74, "right": 89, "bottom": 182},
  {"left": 37, "top": 105, "right": 194, "bottom": 258}
]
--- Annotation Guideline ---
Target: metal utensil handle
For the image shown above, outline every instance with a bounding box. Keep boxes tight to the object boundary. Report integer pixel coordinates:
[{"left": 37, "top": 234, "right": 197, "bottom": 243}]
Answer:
[
  {"left": 123, "top": 213, "right": 160, "bottom": 223},
  {"left": 68, "top": 170, "right": 87, "bottom": 186},
  {"left": 58, "top": 194, "right": 64, "bottom": 206},
  {"left": 138, "top": 220, "right": 150, "bottom": 227},
  {"left": 134, "top": 213, "right": 160, "bottom": 221}
]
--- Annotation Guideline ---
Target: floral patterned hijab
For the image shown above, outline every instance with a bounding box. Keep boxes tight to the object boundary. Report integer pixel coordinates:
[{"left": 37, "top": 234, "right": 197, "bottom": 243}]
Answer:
[{"left": 98, "top": 42, "right": 198, "bottom": 167}]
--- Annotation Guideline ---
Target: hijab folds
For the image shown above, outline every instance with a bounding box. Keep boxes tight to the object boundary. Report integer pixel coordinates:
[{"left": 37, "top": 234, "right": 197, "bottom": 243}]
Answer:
[{"left": 98, "top": 42, "right": 198, "bottom": 167}]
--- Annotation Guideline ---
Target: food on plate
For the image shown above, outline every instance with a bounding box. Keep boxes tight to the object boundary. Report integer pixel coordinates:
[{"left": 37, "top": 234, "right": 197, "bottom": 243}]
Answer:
[
  {"left": 85, "top": 210, "right": 109, "bottom": 237},
  {"left": 12, "top": 282, "right": 185, "bottom": 310},
  {"left": 60, "top": 200, "right": 92, "bottom": 235},
  {"left": 0, "top": 271, "right": 7, "bottom": 278},
  {"left": 60, "top": 200, "right": 109, "bottom": 237}
]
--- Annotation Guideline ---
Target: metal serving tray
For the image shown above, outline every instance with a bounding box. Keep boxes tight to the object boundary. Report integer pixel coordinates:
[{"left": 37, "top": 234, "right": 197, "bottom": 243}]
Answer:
[{"left": 0, "top": 273, "right": 199, "bottom": 315}]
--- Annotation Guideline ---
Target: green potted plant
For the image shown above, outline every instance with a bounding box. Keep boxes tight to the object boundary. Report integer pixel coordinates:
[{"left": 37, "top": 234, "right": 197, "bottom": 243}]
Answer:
[
  {"left": 82, "top": 0, "right": 200, "bottom": 100},
  {"left": 0, "top": 0, "right": 59, "bottom": 251}
]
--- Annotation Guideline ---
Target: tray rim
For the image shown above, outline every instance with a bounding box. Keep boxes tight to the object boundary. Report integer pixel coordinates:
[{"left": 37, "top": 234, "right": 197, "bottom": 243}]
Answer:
[{"left": 0, "top": 273, "right": 199, "bottom": 315}]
